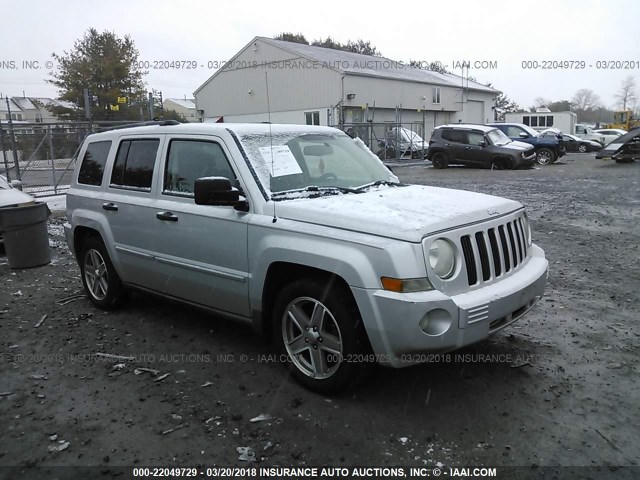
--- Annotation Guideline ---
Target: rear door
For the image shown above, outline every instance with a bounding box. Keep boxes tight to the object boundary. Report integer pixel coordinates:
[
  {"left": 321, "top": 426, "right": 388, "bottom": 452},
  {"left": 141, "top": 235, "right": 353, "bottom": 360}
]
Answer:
[
  {"left": 151, "top": 135, "right": 251, "bottom": 317},
  {"left": 102, "top": 135, "right": 166, "bottom": 290},
  {"left": 441, "top": 129, "right": 471, "bottom": 164}
]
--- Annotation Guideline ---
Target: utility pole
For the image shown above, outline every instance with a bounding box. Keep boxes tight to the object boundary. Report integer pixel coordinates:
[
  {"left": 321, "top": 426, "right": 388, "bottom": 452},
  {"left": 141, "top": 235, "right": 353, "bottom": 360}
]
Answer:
[
  {"left": 148, "top": 92, "right": 154, "bottom": 121},
  {"left": 5, "top": 97, "right": 20, "bottom": 180}
]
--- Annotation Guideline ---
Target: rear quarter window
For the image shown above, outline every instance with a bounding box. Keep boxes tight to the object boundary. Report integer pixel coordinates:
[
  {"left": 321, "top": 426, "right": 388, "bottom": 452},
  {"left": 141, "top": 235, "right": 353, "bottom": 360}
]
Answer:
[{"left": 77, "top": 141, "right": 112, "bottom": 186}]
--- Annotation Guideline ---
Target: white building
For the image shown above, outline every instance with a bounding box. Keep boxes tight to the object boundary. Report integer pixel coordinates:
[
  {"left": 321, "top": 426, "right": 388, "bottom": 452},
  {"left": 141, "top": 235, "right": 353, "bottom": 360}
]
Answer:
[
  {"left": 194, "top": 37, "right": 499, "bottom": 138},
  {"left": 0, "top": 95, "right": 73, "bottom": 123},
  {"left": 163, "top": 98, "right": 201, "bottom": 122}
]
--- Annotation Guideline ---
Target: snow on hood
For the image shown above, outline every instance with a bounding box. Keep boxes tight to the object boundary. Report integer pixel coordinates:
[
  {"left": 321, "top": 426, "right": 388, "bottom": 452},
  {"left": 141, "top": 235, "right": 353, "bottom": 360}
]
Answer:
[{"left": 273, "top": 184, "right": 522, "bottom": 242}]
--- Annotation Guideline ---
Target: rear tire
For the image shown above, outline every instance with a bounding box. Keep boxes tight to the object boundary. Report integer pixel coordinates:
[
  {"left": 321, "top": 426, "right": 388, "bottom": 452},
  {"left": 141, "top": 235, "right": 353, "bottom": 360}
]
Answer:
[
  {"left": 578, "top": 144, "right": 587, "bottom": 153},
  {"left": 536, "top": 148, "right": 554, "bottom": 165},
  {"left": 79, "top": 236, "right": 129, "bottom": 309},
  {"left": 431, "top": 152, "right": 449, "bottom": 169},
  {"left": 272, "top": 277, "right": 369, "bottom": 393}
]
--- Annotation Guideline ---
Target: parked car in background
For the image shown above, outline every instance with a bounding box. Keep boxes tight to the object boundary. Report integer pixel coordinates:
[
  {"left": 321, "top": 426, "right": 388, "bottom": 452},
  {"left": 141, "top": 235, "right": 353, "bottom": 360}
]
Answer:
[
  {"left": 594, "top": 129, "right": 627, "bottom": 145},
  {"left": 596, "top": 128, "right": 640, "bottom": 163},
  {"left": 487, "top": 123, "right": 565, "bottom": 165},
  {"left": 560, "top": 133, "right": 602, "bottom": 153},
  {"left": 64, "top": 122, "right": 548, "bottom": 392},
  {"left": 539, "top": 129, "right": 602, "bottom": 153},
  {"left": 427, "top": 124, "right": 536, "bottom": 169},
  {"left": 377, "top": 127, "right": 427, "bottom": 160}
]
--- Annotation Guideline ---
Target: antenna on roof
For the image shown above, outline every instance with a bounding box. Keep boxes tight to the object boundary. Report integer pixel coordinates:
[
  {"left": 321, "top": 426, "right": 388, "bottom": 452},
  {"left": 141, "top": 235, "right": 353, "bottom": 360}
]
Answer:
[{"left": 265, "top": 71, "right": 277, "bottom": 223}]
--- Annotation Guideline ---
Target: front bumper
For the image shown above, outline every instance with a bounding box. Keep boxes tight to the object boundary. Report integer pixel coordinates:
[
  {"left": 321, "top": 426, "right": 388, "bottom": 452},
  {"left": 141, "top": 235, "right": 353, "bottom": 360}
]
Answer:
[{"left": 352, "top": 244, "right": 548, "bottom": 367}]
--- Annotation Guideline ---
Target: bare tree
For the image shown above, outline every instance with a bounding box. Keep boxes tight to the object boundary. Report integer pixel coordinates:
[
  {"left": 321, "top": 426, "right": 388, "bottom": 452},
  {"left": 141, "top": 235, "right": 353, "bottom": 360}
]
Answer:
[
  {"left": 615, "top": 76, "right": 637, "bottom": 110},
  {"left": 534, "top": 97, "right": 551, "bottom": 109},
  {"left": 571, "top": 89, "right": 601, "bottom": 111}
]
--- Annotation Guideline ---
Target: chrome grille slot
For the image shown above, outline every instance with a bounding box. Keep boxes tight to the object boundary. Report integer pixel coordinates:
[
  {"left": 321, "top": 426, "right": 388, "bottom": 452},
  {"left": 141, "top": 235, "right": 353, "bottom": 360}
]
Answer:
[
  {"left": 487, "top": 228, "right": 502, "bottom": 277},
  {"left": 507, "top": 222, "right": 518, "bottom": 268},
  {"left": 498, "top": 225, "right": 511, "bottom": 272},
  {"left": 460, "top": 235, "right": 477, "bottom": 285},
  {"left": 475, "top": 232, "right": 491, "bottom": 282}
]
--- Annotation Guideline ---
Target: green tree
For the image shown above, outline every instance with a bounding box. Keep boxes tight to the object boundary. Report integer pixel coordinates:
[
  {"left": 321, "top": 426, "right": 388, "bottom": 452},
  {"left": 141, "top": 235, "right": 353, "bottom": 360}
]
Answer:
[
  {"left": 344, "top": 39, "right": 381, "bottom": 56},
  {"left": 547, "top": 100, "right": 572, "bottom": 112},
  {"left": 494, "top": 92, "right": 521, "bottom": 121},
  {"left": 273, "top": 32, "right": 309, "bottom": 44},
  {"left": 310, "top": 37, "right": 382, "bottom": 56},
  {"left": 47, "top": 28, "right": 147, "bottom": 121}
]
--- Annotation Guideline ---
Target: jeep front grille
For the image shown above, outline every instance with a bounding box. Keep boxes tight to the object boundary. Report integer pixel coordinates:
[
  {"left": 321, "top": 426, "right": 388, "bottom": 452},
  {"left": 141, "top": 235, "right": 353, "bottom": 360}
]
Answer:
[{"left": 460, "top": 216, "right": 528, "bottom": 286}]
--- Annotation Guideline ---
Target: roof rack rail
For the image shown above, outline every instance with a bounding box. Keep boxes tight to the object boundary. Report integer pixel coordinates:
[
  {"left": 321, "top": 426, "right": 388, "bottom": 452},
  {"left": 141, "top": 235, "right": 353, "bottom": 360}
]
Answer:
[{"left": 106, "top": 120, "right": 181, "bottom": 131}]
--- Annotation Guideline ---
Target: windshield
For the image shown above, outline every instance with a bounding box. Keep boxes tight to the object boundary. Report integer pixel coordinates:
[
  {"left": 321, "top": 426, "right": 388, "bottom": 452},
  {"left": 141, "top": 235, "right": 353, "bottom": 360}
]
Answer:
[
  {"left": 520, "top": 124, "right": 540, "bottom": 137},
  {"left": 487, "top": 128, "right": 511, "bottom": 146},
  {"left": 237, "top": 131, "right": 396, "bottom": 198}
]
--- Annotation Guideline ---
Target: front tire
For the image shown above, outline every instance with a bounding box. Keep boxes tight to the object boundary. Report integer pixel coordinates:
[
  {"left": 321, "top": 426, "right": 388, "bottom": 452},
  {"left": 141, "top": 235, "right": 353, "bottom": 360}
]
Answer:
[
  {"left": 578, "top": 144, "right": 587, "bottom": 153},
  {"left": 272, "top": 277, "right": 368, "bottom": 393},
  {"left": 536, "top": 148, "right": 554, "bottom": 165},
  {"left": 431, "top": 152, "right": 449, "bottom": 169},
  {"left": 80, "top": 236, "right": 128, "bottom": 309}
]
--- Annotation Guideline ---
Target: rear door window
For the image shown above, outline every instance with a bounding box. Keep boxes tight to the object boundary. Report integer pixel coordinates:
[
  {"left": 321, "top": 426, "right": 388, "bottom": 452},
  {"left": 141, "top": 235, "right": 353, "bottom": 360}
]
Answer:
[
  {"left": 110, "top": 139, "right": 160, "bottom": 190},
  {"left": 78, "top": 141, "right": 112, "bottom": 186},
  {"left": 441, "top": 129, "right": 468, "bottom": 144}
]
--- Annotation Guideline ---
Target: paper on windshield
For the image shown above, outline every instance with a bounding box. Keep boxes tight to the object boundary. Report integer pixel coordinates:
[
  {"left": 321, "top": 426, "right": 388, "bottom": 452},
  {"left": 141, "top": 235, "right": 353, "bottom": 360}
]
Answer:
[{"left": 259, "top": 146, "right": 303, "bottom": 177}]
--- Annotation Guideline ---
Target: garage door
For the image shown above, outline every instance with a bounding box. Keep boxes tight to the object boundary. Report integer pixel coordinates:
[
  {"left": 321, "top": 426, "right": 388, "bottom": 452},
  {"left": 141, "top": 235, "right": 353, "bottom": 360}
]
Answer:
[{"left": 465, "top": 100, "right": 484, "bottom": 124}]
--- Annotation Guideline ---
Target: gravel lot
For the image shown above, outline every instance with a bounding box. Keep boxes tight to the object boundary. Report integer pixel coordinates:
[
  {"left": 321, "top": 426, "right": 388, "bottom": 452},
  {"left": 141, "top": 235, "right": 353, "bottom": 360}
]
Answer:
[{"left": 0, "top": 153, "right": 638, "bottom": 478}]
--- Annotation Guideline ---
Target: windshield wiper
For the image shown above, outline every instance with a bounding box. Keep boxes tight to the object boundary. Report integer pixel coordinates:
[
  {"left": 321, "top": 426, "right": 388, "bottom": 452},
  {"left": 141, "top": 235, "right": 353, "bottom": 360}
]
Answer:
[
  {"left": 271, "top": 185, "right": 362, "bottom": 199},
  {"left": 355, "top": 180, "right": 403, "bottom": 191}
]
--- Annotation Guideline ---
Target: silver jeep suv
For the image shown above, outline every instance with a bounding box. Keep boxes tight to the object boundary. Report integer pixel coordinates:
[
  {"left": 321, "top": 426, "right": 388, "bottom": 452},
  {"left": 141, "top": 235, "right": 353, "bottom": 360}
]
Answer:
[{"left": 65, "top": 122, "right": 548, "bottom": 392}]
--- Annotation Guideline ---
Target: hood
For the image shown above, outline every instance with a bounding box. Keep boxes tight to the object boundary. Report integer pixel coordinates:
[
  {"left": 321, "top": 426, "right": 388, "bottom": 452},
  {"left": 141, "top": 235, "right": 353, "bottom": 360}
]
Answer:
[
  {"left": 501, "top": 141, "right": 534, "bottom": 151},
  {"left": 274, "top": 185, "right": 522, "bottom": 242}
]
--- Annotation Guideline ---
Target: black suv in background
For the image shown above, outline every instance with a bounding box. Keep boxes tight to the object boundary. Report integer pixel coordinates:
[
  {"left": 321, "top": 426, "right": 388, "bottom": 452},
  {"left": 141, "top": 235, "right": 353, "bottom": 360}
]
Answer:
[
  {"left": 426, "top": 124, "right": 536, "bottom": 169},
  {"left": 487, "top": 123, "right": 565, "bottom": 165}
]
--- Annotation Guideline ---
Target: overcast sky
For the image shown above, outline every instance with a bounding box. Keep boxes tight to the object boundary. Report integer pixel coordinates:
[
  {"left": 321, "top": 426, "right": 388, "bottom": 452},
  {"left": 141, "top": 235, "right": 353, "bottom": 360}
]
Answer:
[{"left": 1, "top": 0, "right": 639, "bottom": 109}]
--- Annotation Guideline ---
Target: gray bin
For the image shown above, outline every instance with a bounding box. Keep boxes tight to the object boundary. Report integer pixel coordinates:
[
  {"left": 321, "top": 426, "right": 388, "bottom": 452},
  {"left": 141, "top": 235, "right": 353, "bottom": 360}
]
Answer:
[{"left": 0, "top": 202, "right": 51, "bottom": 269}]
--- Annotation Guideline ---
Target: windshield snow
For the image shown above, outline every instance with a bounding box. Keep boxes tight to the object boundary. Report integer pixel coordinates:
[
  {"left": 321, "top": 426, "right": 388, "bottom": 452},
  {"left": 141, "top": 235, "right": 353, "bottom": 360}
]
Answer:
[
  {"left": 236, "top": 130, "right": 396, "bottom": 198},
  {"left": 487, "top": 129, "right": 511, "bottom": 146}
]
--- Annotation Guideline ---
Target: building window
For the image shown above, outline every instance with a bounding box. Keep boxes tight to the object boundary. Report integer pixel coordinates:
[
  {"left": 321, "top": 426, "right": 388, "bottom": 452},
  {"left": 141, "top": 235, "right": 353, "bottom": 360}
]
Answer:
[
  {"left": 432, "top": 87, "right": 441, "bottom": 104},
  {"left": 530, "top": 116, "right": 538, "bottom": 127},
  {"left": 305, "top": 111, "right": 320, "bottom": 125},
  {"left": 35, "top": 113, "right": 43, "bottom": 123},
  {"left": 547, "top": 116, "right": 554, "bottom": 127},
  {"left": 538, "top": 116, "right": 546, "bottom": 127},
  {"left": 523, "top": 116, "right": 530, "bottom": 126}
]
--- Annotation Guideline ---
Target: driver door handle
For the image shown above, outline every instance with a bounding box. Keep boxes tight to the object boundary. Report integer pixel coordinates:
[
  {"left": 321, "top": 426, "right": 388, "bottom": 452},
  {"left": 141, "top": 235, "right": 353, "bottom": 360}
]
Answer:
[
  {"left": 156, "top": 211, "right": 179, "bottom": 222},
  {"left": 102, "top": 202, "right": 118, "bottom": 211}
]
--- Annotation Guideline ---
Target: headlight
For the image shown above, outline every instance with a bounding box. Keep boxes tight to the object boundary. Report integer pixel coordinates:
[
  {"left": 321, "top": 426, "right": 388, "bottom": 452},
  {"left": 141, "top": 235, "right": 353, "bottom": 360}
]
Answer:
[
  {"left": 522, "top": 212, "right": 532, "bottom": 245},
  {"left": 428, "top": 238, "right": 456, "bottom": 279}
]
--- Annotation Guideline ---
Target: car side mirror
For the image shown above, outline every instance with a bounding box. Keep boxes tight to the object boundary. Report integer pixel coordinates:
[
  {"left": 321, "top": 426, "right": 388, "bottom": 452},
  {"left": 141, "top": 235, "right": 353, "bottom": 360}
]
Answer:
[
  {"left": 10, "top": 179, "right": 23, "bottom": 190},
  {"left": 519, "top": 132, "right": 529, "bottom": 138},
  {"left": 194, "top": 177, "right": 248, "bottom": 211},
  {"left": 479, "top": 141, "right": 487, "bottom": 147}
]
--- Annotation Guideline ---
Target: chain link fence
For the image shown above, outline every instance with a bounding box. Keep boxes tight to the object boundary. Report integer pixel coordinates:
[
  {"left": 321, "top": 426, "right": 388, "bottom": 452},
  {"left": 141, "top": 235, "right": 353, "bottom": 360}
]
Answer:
[
  {"left": 0, "top": 121, "right": 140, "bottom": 197},
  {"left": 334, "top": 121, "right": 428, "bottom": 161}
]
